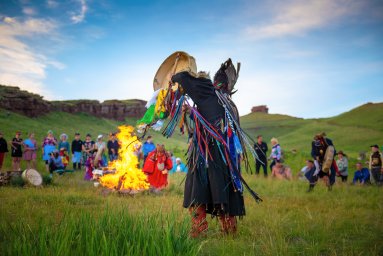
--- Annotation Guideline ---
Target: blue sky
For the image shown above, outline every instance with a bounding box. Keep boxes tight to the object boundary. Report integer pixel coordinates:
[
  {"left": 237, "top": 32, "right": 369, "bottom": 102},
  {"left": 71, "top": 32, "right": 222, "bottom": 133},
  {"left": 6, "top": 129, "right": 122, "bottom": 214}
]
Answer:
[{"left": 0, "top": 0, "right": 382, "bottom": 118}]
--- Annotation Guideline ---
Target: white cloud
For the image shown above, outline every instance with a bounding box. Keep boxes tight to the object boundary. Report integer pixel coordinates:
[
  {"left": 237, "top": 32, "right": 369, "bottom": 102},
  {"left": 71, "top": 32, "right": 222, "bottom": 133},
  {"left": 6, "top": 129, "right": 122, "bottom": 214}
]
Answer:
[
  {"left": 244, "top": 0, "right": 363, "bottom": 40},
  {"left": 46, "top": 0, "right": 59, "bottom": 9},
  {"left": 22, "top": 7, "right": 37, "bottom": 16},
  {"left": 0, "top": 16, "right": 64, "bottom": 98},
  {"left": 70, "top": 0, "right": 87, "bottom": 24}
]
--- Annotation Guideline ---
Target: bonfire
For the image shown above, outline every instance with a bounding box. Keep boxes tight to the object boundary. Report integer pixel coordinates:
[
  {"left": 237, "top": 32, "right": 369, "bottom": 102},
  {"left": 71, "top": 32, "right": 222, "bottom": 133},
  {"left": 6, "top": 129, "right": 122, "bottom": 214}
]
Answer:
[{"left": 99, "top": 125, "right": 149, "bottom": 193}]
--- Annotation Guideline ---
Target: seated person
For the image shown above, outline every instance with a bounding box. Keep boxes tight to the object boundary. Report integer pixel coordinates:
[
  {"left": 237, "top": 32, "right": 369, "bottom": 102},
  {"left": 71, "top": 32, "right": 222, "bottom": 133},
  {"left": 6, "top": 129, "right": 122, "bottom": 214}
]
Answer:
[
  {"left": 170, "top": 157, "right": 188, "bottom": 174},
  {"left": 59, "top": 148, "right": 69, "bottom": 169},
  {"left": 85, "top": 152, "right": 103, "bottom": 181},
  {"left": 49, "top": 150, "right": 64, "bottom": 177},
  {"left": 353, "top": 162, "right": 370, "bottom": 185},
  {"left": 298, "top": 160, "right": 313, "bottom": 181},
  {"left": 271, "top": 162, "right": 292, "bottom": 180}
]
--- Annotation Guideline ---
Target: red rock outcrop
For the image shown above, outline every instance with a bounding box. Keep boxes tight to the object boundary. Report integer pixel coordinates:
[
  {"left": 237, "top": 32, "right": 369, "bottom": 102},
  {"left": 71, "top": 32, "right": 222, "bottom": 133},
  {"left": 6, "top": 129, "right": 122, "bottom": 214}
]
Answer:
[
  {"left": 0, "top": 85, "right": 146, "bottom": 120},
  {"left": 251, "top": 105, "right": 269, "bottom": 114}
]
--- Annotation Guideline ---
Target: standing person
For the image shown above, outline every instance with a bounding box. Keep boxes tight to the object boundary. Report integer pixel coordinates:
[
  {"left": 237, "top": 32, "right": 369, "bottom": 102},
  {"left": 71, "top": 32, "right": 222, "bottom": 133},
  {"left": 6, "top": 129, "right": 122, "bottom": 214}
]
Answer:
[
  {"left": 71, "top": 132, "right": 83, "bottom": 170},
  {"left": 42, "top": 130, "right": 57, "bottom": 172},
  {"left": 143, "top": 144, "right": 173, "bottom": 192},
  {"left": 308, "top": 133, "right": 337, "bottom": 191},
  {"left": 11, "top": 131, "right": 23, "bottom": 171},
  {"left": 82, "top": 134, "right": 95, "bottom": 165},
  {"left": 369, "top": 144, "right": 383, "bottom": 186},
  {"left": 269, "top": 138, "right": 281, "bottom": 171},
  {"left": 254, "top": 135, "right": 268, "bottom": 177},
  {"left": 336, "top": 151, "right": 348, "bottom": 182},
  {"left": 23, "top": 133, "right": 37, "bottom": 169},
  {"left": 142, "top": 135, "right": 156, "bottom": 163},
  {"left": 58, "top": 134, "right": 70, "bottom": 153},
  {"left": 169, "top": 59, "right": 262, "bottom": 237},
  {"left": 107, "top": 133, "right": 119, "bottom": 162},
  {"left": 94, "top": 135, "right": 107, "bottom": 167},
  {"left": 0, "top": 132, "right": 9, "bottom": 172},
  {"left": 353, "top": 162, "right": 370, "bottom": 185}
]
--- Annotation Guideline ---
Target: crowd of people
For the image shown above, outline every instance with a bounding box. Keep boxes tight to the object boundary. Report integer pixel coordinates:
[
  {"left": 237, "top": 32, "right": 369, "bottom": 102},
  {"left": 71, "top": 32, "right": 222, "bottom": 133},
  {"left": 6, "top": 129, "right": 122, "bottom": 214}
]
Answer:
[
  {"left": 253, "top": 133, "right": 383, "bottom": 190},
  {"left": 0, "top": 130, "right": 381, "bottom": 190},
  {"left": 0, "top": 131, "right": 188, "bottom": 186}
]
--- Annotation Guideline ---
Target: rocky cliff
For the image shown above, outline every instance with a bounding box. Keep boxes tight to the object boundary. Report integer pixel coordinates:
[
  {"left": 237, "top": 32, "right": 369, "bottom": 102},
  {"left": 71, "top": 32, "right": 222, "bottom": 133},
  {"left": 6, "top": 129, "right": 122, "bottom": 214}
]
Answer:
[
  {"left": 0, "top": 85, "right": 146, "bottom": 120},
  {"left": 0, "top": 85, "right": 51, "bottom": 117}
]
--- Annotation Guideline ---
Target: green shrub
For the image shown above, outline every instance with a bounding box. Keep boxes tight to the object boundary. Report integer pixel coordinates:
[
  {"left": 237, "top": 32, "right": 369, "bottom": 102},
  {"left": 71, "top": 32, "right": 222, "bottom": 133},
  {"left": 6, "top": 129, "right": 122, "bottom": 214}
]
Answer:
[
  {"left": 9, "top": 175, "right": 25, "bottom": 187},
  {"left": 42, "top": 175, "right": 53, "bottom": 186}
]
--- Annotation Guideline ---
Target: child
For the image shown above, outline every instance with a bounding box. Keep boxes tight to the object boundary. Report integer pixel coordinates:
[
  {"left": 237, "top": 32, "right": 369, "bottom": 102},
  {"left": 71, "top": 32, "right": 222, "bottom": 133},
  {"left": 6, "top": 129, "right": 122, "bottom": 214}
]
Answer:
[
  {"left": 71, "top": 132, "right": 83, "bottom": 170},
  {"left": 84, "top": 153, "right": 95, "bottom": 181},
  {"left": 59, "top": 148, "right": 69, "bottom": 169}
]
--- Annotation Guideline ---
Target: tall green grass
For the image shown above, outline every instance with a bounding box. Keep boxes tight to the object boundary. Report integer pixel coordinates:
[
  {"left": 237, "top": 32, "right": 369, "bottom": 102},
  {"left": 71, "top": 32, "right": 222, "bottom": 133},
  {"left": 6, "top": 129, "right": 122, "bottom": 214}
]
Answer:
[
  {"left": 0, "top": 207, "right": 200, "bottom": 256},
  {"left": 1, "top": 172, "right": 382, "bottom": 256}
]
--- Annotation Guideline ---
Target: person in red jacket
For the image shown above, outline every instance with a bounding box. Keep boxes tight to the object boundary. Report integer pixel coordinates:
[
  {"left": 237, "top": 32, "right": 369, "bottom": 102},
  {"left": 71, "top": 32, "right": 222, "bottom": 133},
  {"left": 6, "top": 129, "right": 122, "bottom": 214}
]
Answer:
[{"left": 143, "top": 144, "right": 172, "bottom": 192}]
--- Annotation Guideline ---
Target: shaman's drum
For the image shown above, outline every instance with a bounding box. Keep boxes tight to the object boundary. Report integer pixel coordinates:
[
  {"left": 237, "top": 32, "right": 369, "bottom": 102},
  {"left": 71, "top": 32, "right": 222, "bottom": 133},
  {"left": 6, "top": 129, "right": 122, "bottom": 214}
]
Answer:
[
  {"left": 153, "top": 51, "right": 197, "bottom": 91},
  {"left": 322, "top": 146, "right": 335, "bottom": 173},
  {"left": 22, "top": 169, "right": 43, "bottom": 186}
]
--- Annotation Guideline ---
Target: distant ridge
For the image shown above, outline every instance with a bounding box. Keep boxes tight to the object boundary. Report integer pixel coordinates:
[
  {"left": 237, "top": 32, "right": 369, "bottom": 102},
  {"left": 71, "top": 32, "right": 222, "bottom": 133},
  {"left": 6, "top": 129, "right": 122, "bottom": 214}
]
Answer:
[{"left": 0, "top": 85, "right": 146, "bottom": 120}]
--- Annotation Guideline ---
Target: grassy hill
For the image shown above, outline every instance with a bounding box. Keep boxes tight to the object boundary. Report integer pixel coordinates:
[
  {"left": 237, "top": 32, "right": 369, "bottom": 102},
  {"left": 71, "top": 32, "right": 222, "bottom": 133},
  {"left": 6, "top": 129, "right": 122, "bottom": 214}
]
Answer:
[{"left": 241, "top": 102, "right": 383, "bottom": 156}]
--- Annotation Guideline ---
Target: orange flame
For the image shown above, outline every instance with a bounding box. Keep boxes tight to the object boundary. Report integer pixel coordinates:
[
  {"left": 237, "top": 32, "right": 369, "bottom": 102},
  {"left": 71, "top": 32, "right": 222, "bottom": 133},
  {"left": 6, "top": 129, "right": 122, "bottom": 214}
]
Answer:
[{"left": 99, "top": 125, "right": 149, "bottom": 191}]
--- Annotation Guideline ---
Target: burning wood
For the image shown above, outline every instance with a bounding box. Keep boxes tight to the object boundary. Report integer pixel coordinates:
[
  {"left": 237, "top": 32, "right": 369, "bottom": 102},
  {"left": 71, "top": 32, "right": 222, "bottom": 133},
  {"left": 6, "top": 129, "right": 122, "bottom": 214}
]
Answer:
[{"left": 98, "top": 125, "right": 149, "bottom": 192}]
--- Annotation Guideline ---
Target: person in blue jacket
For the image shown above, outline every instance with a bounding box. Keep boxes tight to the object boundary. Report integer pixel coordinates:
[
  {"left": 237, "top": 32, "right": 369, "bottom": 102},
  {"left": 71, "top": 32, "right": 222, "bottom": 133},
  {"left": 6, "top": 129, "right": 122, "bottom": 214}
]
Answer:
[
  {"left": 353, "top": 162, "right": 370, "bottom": 185},
  {"left": 48, "top": 149, "right": 64, "bottom": 177},
  {"left": 142, "top": 136, "right": 156, "bottom": 163},
  {"left": 170, "top": 157, "right": 188, "bottom": 174}
]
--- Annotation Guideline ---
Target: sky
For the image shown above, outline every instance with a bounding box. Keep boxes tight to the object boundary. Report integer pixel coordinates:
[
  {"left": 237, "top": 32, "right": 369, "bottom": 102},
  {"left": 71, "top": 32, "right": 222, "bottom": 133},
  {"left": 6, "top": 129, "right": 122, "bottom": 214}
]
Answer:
[{"left": 0, "top": 0, "right": 382, "bottom": 118}]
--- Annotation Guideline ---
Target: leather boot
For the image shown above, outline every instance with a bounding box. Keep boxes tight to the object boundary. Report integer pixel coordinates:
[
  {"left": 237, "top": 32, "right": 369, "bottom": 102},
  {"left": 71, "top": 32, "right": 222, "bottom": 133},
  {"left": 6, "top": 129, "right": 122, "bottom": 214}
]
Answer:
[
  {"left": 219, "top": 215, "right": 237, "bottom": 235},
  {"left": 226, "top": 216, "right": 237, "bottom": 234},
  {"left": 189, "top": 206, "right": 208, "bottom": 238},
  {"left": 219, "top": 214, "right": 228, "bottom": 234}
]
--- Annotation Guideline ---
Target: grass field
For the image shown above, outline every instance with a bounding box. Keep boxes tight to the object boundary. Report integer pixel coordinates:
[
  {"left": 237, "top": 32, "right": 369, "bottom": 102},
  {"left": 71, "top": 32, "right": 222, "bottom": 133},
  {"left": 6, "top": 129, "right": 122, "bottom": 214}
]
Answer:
[
  {"left": 1, "top": 172, "right": 382, "bottom": 255},
  {"left": 1, "top": 103, "right": 383, "bottom": 255}
]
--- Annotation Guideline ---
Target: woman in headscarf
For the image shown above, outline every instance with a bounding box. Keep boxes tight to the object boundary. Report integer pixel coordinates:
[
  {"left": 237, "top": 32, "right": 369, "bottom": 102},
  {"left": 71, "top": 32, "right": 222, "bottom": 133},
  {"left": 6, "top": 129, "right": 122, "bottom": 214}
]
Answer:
[
  {"left": 143, "top": 144, "right": 173, "bottom": 192},
  {"left": 94, "top": 134, "right": 107, "bottom": 167},
  {"left": 58, "top": 133, "right": 70, "bottom": 153}
]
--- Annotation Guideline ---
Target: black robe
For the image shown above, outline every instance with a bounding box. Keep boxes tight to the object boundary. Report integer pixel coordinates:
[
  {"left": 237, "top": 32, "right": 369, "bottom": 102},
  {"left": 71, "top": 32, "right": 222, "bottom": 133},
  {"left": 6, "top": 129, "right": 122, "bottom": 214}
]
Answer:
[{"left": 172, "top": 71, "right": 245, "bottom": 216}]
